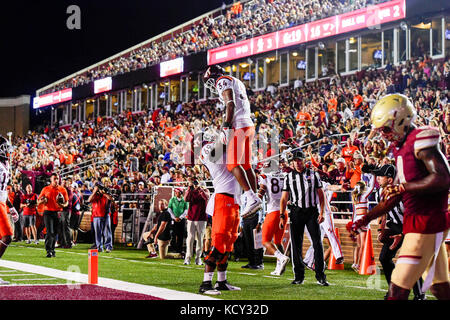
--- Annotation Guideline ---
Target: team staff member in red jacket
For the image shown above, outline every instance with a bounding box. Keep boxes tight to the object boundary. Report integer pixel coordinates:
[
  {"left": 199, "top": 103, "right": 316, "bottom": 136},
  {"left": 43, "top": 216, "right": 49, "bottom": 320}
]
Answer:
[
  {"left": 37, "top": 173, "right": 69, "bottom": 258},
  {"left": 20, "top": 184, "right": 38, "bottom": 244}
]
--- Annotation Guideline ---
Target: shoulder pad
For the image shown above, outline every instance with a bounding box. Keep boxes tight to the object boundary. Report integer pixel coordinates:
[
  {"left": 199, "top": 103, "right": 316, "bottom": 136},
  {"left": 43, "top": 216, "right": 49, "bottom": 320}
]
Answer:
[{"left": 413, "top": 127, "right": 440, "bottom": 157}]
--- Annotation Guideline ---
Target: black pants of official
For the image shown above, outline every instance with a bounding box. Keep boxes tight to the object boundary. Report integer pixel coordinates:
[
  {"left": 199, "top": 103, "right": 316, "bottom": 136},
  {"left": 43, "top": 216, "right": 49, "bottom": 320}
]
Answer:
[
  {"left": 57, "top": 210, "right": 71, "bottom": 247},
  {"left": 44, "top": 211, "right": 59, "bottom": 255},
  {"left": 242, "top": 214, "right": 263, "bottom": 266},
  {"left": 14, "top": 213, "right": 23, "bottom": 241},
  {"left": 379, "top": 233, "right": 423, "bottom": 297},
  {"left": 171, "top": 219, "right": 186, "bottom": 254},
  {"left": 289, "top": 206, "right": 325, "bottom": 280}
]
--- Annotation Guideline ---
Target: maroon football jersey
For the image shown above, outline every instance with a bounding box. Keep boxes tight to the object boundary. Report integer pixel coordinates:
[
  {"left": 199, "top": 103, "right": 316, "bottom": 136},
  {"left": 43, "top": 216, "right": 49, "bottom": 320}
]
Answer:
[{"left": 393, "top": 126, "right": 449, "bottom": 234}]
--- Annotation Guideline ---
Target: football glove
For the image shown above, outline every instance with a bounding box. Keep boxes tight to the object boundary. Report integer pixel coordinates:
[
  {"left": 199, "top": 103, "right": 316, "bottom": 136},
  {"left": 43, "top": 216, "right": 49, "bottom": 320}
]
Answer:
[
  {"left": 381, "top": 184, "right": 405, "bottom": 201},
  {"left": 10, "top": 207, "right": 19, "bottom": 223},
  {"left": 219, "top": 123, "right": 233, "bottom": 145}
]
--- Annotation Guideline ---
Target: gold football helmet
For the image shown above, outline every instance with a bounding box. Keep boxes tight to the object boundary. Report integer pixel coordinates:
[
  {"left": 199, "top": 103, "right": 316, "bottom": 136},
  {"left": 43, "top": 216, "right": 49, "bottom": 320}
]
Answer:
[{"left": 371, "top": 93, "right": 416, "bottom": 143}]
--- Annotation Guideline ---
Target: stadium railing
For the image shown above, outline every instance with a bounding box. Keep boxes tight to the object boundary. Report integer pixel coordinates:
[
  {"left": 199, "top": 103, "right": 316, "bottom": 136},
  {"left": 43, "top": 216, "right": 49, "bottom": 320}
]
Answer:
[{"left": 57, "top": 155, "right": 113, "bottom": 179}]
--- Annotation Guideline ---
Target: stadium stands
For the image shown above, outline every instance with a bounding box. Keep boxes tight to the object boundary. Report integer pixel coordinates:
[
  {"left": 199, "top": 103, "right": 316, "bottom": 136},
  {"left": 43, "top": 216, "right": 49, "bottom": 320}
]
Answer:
[
  {"left": 13, "top": 55, "right": 450, "bottom": 205},
  {"left": 39, "top": 0, "right": 391, "bottom": 95}
]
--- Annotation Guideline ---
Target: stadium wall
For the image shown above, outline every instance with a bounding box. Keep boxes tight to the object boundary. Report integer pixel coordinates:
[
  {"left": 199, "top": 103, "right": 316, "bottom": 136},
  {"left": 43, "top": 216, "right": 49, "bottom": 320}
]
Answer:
[{"left": 0, "top": 96, "right": 30, "bottom": 137}]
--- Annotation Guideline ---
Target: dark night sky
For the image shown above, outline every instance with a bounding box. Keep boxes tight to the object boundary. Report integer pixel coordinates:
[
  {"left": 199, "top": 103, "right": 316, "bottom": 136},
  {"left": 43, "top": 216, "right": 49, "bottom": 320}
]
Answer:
[{"left": 0, "top": 0, "right": 231, "bottom": 98}]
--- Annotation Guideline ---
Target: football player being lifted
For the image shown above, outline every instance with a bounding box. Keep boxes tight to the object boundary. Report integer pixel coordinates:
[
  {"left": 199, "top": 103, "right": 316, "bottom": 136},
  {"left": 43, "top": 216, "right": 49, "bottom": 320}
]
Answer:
[
  {"left": 351, "top": 93, "right": 450, "bottom": 300},
  {"left": 203, "top": 65, "right": 261, "bottom": 218}
]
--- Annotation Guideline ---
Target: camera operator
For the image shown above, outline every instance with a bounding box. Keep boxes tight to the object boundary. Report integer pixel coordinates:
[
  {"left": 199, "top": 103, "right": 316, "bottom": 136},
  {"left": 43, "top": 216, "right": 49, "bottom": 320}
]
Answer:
[
  {"left": 183, "top": 177, "right": 209, "bottom": 265},
  {"left": 20, "top": 184, "right": 38, "bottom": 244},
  {"left": 142, "top": 199, "right": 180, "bottom": 259},
  {"left": 88, "top": 181, "right": 113, "bottom": 253},
  {"left": 37, "top": 173, "right": 69, "bottom": 258}
]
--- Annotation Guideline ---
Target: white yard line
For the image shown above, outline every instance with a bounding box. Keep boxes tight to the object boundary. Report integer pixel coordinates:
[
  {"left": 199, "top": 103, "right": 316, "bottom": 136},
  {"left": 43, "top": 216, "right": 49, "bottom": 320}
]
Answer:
[
  {"left": 7, "top": 245, "right": 435, "bottom": 299},
  {"left": 0, "top": 260, "right": 218, "bottom": 300},
  {"left": 8, "top": 278, "right": 59, "bottom": 281},
  {"left": 0, "top": 274, "right": 37, "bottom": 277}
]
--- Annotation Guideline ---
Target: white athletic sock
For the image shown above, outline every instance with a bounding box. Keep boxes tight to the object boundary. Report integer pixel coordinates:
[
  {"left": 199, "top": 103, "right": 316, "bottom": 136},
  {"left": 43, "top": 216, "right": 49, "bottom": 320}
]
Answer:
[
  {"left": 274, "top": 250, "right": 284, "bottom": 260},
  {"left": 203, "top": 272, "right": 214, "bottom": 282},
  {"left": 217, "top": 271, "right": 227, "bottom": 282}
]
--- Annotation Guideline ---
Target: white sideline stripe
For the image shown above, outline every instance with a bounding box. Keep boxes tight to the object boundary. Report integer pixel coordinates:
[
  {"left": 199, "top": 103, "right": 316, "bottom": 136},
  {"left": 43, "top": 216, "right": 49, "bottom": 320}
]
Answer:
[
  {"left": 0, "top": 274, "right": 36, "bottom": 277},
  {"left": 9, "top": 278, "right": 59, "bottom": 281},
  {"left": 8, "top": 245, "right": 435, "bottom": 299},
  {"left": 0, "top": 260, "right": 218, "bottom": 301},
  {"left": 1, "top": 283, "right": 68, "bottom": 287}
]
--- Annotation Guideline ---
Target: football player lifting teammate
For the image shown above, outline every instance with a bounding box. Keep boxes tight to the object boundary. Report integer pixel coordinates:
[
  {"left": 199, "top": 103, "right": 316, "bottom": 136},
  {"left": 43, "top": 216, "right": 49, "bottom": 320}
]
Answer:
[
  {"left": 197, "top": 131, "right": 242, "bottom": 295},
  {"left": 204, "top": 65, "right": 262, "bottom": 218},
  {"left": 351, "top": 93, "right": 450, "bottom": 300}
]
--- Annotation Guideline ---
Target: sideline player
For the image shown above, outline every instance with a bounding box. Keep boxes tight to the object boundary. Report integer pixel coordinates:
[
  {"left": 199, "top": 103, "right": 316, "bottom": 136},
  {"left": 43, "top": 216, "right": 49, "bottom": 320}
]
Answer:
[
  {"left": 303, "top": 178, "right": 344, "bottom": 270},
  {"left": 0, "top": 136, "right": 17, "bottom": 285},
  {"left": 352, "top": 93, "right": 450, "bottom": 300},
  {"left": 257, "top": 159, "right": 290, "bottom": 276},
  {"left": 198, "top": 132, "right": 241, "bottom": 295},
  {"left": 203, "top": 65, "right": 261, "bottom": 217}
]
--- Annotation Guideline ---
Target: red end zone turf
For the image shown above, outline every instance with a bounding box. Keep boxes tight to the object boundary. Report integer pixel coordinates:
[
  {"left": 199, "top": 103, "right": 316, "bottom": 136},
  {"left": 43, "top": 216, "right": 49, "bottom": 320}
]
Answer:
[{"left": 0, "top": 284, "right": 165, "bottom": 300}]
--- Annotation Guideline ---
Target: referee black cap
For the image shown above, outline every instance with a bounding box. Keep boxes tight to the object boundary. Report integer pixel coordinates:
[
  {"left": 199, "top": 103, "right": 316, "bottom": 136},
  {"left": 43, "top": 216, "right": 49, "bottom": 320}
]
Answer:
[
  {"left": 291, "top": 150, "right": 305, "bottom": 160},
  {"left": 372, "top": 164, "right": 396, "bottom": 179}
]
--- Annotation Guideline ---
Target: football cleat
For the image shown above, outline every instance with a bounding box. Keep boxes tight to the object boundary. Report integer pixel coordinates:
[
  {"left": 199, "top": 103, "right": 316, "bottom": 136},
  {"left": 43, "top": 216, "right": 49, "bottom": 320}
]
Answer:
[
  {"left": 277, "top": 255, "right": 290, "bottom": 275},
  {"left": 214, "top": 280, "right": 241, "bottom": 291},
  {"left": 199, "top": 281, "right": 221, "bottom": 295},
  {"left": 317, "top": 278, "right": 330, "bottom": 286},
  {"left": 241, "top": 195, "right": 262, "bottom": 218},
  {"left": 291, "top": 278, "right": 304, "bottom": 285},
  {"left": 271, "top": 255, "right": 290, "bottom": 276}
]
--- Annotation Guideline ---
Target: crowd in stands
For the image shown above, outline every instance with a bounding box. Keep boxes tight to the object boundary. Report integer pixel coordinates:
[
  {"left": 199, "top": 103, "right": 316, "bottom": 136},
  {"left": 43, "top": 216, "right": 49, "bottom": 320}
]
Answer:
[
  {"left": 42, "top": 0, "right": 388, "bottom": 95},
  {"left": 10, "top": 56, "right": 450, "bottom": 219}
]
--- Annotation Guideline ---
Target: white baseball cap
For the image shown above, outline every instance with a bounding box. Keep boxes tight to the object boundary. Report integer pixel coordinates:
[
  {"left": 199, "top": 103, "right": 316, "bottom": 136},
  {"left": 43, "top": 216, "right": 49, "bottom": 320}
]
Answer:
[{"left": 336, "top": 158, "right": 346, "bottom": 164}]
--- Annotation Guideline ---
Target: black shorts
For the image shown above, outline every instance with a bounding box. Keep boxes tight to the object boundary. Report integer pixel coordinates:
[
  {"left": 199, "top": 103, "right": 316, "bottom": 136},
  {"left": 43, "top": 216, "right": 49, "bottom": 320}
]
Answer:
[
  {"left": 69, "top": 212, "right": 81, "bottom": 229},
  {"left": 23, "top": 215, "right": 36, "bottom": 228}
]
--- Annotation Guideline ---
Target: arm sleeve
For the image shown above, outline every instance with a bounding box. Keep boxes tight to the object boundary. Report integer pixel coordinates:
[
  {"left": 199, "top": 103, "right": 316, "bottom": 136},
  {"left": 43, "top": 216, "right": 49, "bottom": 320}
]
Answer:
[{"left": 167, "top": 208, "right": 176, "bottom": 220}]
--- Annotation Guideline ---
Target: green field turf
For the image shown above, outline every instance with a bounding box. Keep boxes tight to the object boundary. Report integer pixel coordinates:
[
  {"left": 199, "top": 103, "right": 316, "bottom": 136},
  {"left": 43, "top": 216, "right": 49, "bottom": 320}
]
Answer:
[{"left": 1, "top": 242, "right": 433, "bottom": 300}]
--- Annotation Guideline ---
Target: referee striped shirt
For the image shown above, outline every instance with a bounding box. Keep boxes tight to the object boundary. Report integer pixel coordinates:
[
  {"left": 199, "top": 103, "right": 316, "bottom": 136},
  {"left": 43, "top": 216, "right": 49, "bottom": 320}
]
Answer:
[
  {"left": 282, "top": 168, "right": 323, "bottom": 208},
  {"left": 375, "top": 188, "right": 404, "bottom": 232}
]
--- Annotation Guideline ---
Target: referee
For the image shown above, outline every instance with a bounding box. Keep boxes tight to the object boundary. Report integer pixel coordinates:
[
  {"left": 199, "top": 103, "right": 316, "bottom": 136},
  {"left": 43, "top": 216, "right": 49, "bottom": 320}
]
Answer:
[
  {"left": 372, "top": 164, "right": 425, "bottom": 300},
  {"left": 280, "top": 150, "right": 328, "bottom": 286}
]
